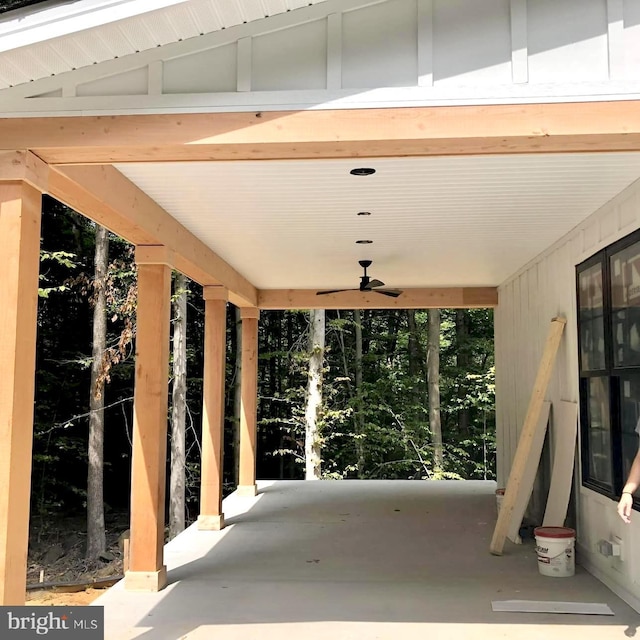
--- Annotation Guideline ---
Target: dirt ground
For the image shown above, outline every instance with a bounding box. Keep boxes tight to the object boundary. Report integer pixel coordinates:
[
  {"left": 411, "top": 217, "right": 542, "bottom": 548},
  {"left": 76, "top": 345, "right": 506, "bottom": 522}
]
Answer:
[
  {"left": 26, "top": 588, "right": 108, "bottom": 606},
  {"left": 26, "top": 512, "right": 128, "bottom": 607}
]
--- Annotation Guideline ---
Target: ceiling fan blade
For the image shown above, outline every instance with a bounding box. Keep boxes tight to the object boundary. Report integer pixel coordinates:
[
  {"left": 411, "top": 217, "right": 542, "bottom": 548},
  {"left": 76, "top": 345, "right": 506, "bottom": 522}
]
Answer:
[
  {"left": 367, "top": 279, "right": 385, "bottom": 289},
  {"left": 373, "top": 289, "right": 403, "bottom": 298},
  {"left": 316, "top": 288, "right": 355, "bottom": 295}
]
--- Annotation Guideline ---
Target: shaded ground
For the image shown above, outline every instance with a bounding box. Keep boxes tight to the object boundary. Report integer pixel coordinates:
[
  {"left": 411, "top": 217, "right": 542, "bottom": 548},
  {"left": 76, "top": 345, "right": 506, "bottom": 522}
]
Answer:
[{"left": 26, "top": 512, "right": 129, "bottom": 605}]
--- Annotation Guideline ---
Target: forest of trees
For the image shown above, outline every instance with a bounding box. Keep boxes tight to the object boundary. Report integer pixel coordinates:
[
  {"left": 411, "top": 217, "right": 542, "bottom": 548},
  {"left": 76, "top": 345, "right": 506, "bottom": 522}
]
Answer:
[{"left": 32, "top": 198, "right": 496, "bottom": 544}]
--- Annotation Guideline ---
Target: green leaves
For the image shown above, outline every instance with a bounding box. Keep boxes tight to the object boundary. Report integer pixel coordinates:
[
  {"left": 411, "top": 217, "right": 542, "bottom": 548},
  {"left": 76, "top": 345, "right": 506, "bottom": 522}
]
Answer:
[{"left": 258, "top": 308, "right": 495, "bottom": 482}]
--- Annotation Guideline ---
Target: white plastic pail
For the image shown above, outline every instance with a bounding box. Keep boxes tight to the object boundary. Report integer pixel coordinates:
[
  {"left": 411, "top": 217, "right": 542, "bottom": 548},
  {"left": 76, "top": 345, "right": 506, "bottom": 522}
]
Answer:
[{"left": 534, "top": 526, "right": 575, "bottom": 577}]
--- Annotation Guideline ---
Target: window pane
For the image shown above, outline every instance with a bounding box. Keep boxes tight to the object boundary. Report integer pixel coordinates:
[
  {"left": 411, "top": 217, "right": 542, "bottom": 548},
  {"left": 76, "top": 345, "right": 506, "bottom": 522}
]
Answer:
[
  {"left": 611, "top": 242, "right": 640, "bottom": 367},
  {"left": 620, "top": 374, "right": 640, "bottom": 483},
  {"left": 586, "top": 376, "right": 612, "bottom": 487},
  {"left": 578, "top": 263, "right": 605, "bottom": 371}
]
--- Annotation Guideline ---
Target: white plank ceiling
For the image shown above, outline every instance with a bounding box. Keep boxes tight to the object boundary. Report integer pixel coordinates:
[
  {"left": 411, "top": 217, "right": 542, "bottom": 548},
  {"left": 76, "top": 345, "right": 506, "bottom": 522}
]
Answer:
[{"left": 116, "top": 152, "right": 640, "bottom": 290}]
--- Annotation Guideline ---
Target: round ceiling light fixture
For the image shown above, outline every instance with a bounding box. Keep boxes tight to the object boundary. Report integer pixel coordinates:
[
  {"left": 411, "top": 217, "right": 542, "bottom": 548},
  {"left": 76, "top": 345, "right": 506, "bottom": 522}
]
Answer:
[
  {"left": 350, "top": 167, "right": 376, "bottom": 176},
  {"left": 356, "top": 240, "right": 373, "bottom": 244}
]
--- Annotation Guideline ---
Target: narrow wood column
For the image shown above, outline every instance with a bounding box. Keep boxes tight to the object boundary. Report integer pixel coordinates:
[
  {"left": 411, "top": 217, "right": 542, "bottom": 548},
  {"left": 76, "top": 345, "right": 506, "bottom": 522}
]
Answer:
[
  {"left": 198, "top": 287, "right": 228, "bottom": 530},
  {"left": 125, "top": 246, "right": 172, "bottom": 592},
  {"left": 0, "top": 183, "right": 42, "bottom": 605},
  {"left": 237, "top": 308, "right": 259, "bottom": 497}
]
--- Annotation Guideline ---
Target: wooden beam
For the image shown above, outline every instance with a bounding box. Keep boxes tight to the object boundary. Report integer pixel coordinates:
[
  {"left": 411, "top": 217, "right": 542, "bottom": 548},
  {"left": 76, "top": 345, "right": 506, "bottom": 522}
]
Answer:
[
  {"left": 0, "top": 183, "right": 42, "bottom": 605},
  {"left": 47, "top": 164, "right": 257, "bottom": 308},
  {"left": 0, "top": 150, "right": 49, "bottom": 191},
  {"left": 198, "top": 287, "right": 228, "bottom": 531},
  {"left": 3, "top": 101, "right": 640, "bottom": 163},
  {"left": 258, "top": 287, "right": 498, "bottom": 310},
  {"left": 126, "top": 259, "right": 171, "bottom": 592},
  {"left": 237, "top": 308, "right": 259, "bottom": 497},
  {"left": 490, "top": 317, "right": 566, "bottom": 556}
]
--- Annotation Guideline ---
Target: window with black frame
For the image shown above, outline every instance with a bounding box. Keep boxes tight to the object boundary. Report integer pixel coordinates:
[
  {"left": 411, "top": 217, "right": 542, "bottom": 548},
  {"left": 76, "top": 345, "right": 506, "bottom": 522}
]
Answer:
[{"left": 578, "top": 230, "right": 640, "bottom": 503}]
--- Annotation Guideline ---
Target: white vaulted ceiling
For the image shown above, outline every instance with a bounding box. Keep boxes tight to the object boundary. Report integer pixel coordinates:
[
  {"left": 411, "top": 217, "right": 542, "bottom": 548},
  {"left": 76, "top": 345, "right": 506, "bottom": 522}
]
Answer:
[{"left": 116, "top": 152, "right": 640, "bottom": 291}]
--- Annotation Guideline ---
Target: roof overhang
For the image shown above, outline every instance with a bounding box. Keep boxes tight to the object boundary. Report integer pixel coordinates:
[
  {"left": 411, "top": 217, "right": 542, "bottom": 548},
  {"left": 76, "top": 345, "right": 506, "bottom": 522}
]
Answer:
[
  {"left": 4, "top": 1, "right": 640, "bottom": 310},
  {"left": 3, "top": 101, "right": 640, "bottom": 309}
]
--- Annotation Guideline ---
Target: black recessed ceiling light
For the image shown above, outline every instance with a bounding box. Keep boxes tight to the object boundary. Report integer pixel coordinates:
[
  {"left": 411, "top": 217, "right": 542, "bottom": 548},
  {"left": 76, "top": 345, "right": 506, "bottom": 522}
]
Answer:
[
  {"left": 357, "top": 211, "right": 372, "bottom": 216},
  {"left": 356, "top": 240, "right": 373, "bottom": 244},
  {"left": 350, "top": 167, "right": 376, "bottom": 176}
]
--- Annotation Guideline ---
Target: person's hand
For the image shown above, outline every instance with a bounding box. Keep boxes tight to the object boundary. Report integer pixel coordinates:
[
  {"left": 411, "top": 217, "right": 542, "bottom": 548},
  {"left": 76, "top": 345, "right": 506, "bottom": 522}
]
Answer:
[{"left": 618, "top": 493, "right": 634, "bottom": 523}]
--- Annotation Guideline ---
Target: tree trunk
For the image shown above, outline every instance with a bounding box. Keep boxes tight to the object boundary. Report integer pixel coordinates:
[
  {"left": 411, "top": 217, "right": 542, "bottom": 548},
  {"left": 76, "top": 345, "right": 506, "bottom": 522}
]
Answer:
[
  {"left": 387, "top": 310, "right": 401, "bottom": 364},
  {"left": 169, "top": 273, "right": 187, "bottom": 540},
  {"left": 427, "top": 308, "right": 443, "bottom": 473},
  {"left": 407, "top": 310, "right": 420, "bottom": 378},
  {"left": 233, "top": 306, "right": 242, "bottom": 485},
  {"left": 305, "top": 309, "right": 325, "bottom": 480},
  {"left": 354, "top": 310, "right": 366, "bottom": 478},
  {"left": 86, "top": 225, "right": 108, "bottom": 560},
  {"left": 456, "top": 309, "right": 471, "bottom": 435}
]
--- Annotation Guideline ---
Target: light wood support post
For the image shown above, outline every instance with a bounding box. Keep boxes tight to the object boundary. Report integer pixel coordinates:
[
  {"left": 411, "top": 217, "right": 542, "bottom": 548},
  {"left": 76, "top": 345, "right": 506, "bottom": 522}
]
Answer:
[
  {"left": 198, "top": 287, "right": 228, "bottom": 531},
  {"left": 237, "top": 308, "right": 259, "bottom": 497},
  {"left": 0, "top": 182, "right": 42, "bottom": 606},
  {"left": 125, "top": 246, "right": 172, "bottom": 592}
]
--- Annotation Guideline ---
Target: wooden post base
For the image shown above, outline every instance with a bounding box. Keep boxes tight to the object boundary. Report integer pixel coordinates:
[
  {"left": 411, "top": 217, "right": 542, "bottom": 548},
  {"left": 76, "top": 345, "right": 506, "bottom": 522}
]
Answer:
[
  {"left": 236, "top": 484, "right": 258, "bottom": 497},
  {"left": 124, "top": 567, "right": 168, "bottom": 592},
  {"left": 197, "top": 514, "right": 225, "bottom": 531}
]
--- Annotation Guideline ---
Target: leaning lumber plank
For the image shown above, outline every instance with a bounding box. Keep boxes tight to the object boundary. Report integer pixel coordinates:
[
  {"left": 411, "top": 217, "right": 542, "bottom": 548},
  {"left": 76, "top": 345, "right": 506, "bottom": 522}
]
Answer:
[
  {"left": 543, "top": 401, "right": 578, "bottom": 526},
  {"left": 490, "top": 316, "right": 566, "bottom": 555},
  {"left": 506, "top": 401, "right": 550, "bottom": 542}
]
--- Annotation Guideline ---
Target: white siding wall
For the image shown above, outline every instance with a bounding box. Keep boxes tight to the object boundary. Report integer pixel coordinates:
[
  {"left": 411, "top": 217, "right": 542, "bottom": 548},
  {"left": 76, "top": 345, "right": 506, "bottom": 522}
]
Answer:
[
  {"left": 496, "top": 176, "right": 640, "bottom": 609},
  {"left": 5, "top": 0, "right": 640, "bottom": 114}
]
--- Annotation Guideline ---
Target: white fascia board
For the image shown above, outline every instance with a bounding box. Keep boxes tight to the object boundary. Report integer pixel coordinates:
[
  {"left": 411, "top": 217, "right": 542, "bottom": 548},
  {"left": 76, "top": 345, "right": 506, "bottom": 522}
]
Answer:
[
  {"left": 0, "top": 0, "right": 192, "bottom": 54},
  {"left": 4, "top": 83, "right": 640, "bottom": 118}
]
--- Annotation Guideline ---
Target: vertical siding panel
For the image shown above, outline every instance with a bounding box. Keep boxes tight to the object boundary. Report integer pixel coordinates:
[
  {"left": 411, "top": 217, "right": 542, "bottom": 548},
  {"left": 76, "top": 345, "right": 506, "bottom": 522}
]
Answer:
[
  {"left": 497, "top": 282, "right": 508, "bottom": 485},
  {"left": 510, "top": 0, "right": 528, "bottom": 83},
  {"left": 508, "top": 279, "right": 517, "bottom": 481},
  {"left": 495, "top": 289, "right": 504, "bottom": 486},
  {"left": 499, "top": 177, "right": 640, "bottom": 608},
  {"left": 512, "top": 276, "right": 522, "bottom": 475},
  {"left": 519, "top": 270, "right": 530, "bottom": 447},
  {"left": 503, "top": 280, "right": 514, "bottom": 482}
]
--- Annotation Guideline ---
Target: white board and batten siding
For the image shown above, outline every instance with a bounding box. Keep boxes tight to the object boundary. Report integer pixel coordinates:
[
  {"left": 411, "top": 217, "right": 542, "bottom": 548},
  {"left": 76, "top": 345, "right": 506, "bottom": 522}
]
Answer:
[
  {"left": 3, "top": 0, "right": 640, "bottom": 114},
  {"left": 496, "top": 177, "right": 640, "bottom": 609}
]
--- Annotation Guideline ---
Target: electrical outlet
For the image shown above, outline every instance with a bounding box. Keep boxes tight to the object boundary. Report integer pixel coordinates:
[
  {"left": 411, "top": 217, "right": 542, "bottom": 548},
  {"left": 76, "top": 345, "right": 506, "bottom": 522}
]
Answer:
[
  {"left": 597, "top": 539, "right": 614, "bottom": 556},
  {"left": 612, "top": 535, "right": 624, "bottom": 562}
]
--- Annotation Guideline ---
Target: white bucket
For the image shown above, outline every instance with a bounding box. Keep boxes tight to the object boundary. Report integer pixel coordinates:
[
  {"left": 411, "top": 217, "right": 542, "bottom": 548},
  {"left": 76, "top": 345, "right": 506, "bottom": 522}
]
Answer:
[{"left": 534, "top": 526, "right": 575, "bottom": 577}]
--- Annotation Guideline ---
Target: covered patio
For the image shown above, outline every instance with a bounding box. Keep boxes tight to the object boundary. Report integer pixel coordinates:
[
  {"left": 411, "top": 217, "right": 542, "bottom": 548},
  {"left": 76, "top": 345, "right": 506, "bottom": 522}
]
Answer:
[
  {"left": 5, "top": 0, "right": 640, "bottom": 621},
  {"left": 95, "top": 480, "right": 638, "bottom": 640}
]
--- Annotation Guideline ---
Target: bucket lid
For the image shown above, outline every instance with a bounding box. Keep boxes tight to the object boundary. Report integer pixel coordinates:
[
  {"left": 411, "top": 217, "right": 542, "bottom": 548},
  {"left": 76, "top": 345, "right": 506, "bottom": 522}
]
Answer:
[{"left": 534, "top": 526, "right": 575, "bottom": 539}]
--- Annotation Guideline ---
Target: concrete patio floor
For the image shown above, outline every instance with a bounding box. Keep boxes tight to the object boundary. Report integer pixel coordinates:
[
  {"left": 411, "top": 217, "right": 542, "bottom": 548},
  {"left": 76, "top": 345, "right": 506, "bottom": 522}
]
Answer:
[{"left": 94, "top": 480, "right": 640, "bottom": 639}]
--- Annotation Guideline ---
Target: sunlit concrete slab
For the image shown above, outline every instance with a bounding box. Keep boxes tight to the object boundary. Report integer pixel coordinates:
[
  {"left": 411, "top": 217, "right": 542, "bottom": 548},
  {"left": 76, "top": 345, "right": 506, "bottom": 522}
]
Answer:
[{"left": 94, "top": 480, "right": 639, "bottom": 639}]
